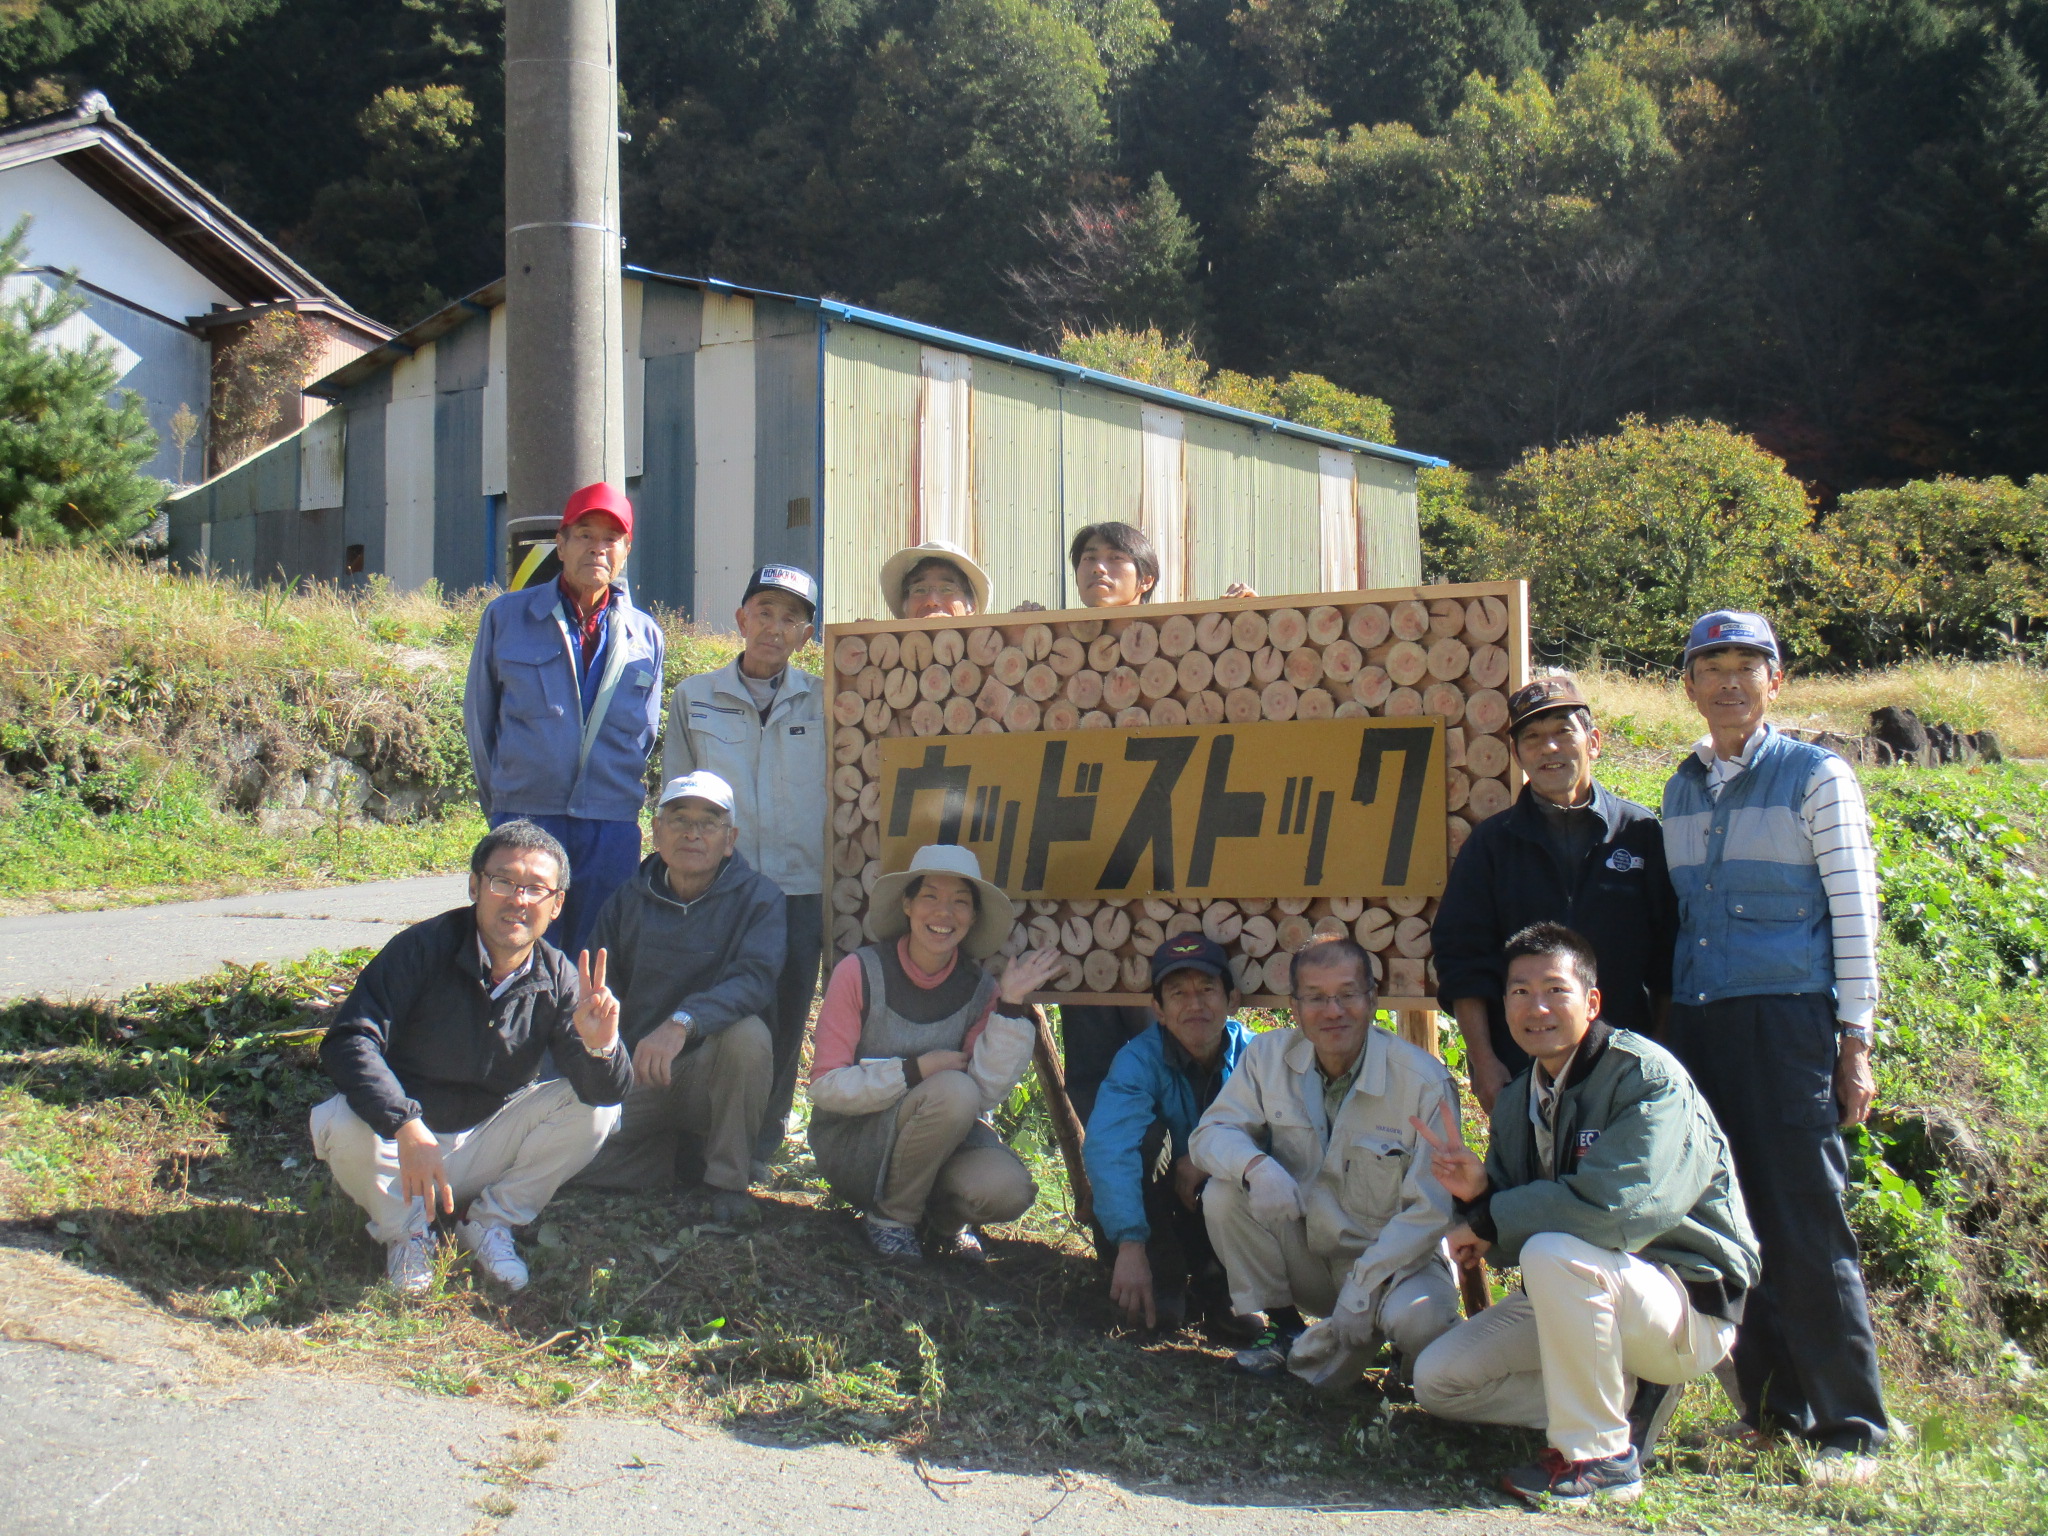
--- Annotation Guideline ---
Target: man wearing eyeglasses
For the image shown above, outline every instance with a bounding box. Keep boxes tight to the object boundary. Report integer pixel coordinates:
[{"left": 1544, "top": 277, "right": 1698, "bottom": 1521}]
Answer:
[
  {"left": 312, "top": 820, "right": 631, "bottom": 1295},
  {"left": 1190, "top": 936, "right": 1461, "bottom": 1389},
  {"left": 571, "top": 771, "right": 786, "bottom": 1229},
  {"left": 1661, "top": 610, "right": 1889, "bottom": 1485}
]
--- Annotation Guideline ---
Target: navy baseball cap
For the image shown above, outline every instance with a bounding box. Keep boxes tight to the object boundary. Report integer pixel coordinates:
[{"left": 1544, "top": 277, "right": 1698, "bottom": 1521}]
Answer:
[
  {"left": 742, "top": 563, "right": 819, "bottom": 618},
  {"left": 1150, "top": 932, "right": 1233, "bottom": 990},
  {"left": 1682, "top": 610, "right": 1780, "bottom": 669}
]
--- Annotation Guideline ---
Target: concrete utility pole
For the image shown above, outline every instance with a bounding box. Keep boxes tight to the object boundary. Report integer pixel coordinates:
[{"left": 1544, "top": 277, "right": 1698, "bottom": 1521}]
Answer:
[{"left": 503, "top": 0, "right": 625, "bottom": 543}]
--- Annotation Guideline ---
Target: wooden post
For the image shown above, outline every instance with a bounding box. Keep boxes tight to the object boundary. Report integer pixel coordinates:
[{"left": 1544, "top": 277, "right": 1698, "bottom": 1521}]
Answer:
[
  {"left": 1459, "top": 1261, "right": 1492, "bottom": 1316},
  {"left": 1397, "top": 1008, "right": 1439, "bottom": 1057},
  {"left": 1028, "top": 1004, "right": 1093, "bottom": 1226}
]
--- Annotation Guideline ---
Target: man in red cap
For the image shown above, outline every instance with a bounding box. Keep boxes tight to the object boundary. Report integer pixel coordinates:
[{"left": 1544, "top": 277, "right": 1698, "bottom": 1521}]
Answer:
[{"left": 464, "top": 483, "right": 667, "bottom": 958}]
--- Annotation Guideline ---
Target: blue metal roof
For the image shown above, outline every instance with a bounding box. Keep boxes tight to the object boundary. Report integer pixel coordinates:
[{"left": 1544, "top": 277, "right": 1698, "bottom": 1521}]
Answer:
[{"left": 627, "top": 266, "right": 1449, "bottom": 470}]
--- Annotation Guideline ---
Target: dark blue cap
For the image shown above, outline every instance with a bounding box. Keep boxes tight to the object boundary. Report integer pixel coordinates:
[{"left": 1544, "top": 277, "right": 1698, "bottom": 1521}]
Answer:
[
  {"left": 742, "top": 563, "right": 819, "bottom": 618},
  {"left": 1150, "top": 931, "right": 1233, "bottom": 989},
  {"left": 1682, "top": 610, "right": 1779, "bottom": 668}
]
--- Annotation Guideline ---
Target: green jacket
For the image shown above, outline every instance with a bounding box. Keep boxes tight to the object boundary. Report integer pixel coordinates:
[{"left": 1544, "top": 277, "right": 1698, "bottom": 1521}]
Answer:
[{"left": 1467, "top": 1022, "right": 1760, "bottom": 1308}]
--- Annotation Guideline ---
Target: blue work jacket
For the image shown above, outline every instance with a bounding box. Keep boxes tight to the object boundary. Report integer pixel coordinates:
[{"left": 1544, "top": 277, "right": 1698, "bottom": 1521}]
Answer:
[
  {"left": 1085, "top": 1017, "right": 1255, "bottom": 1246},
  {"left": 463, "top": 580, "right": 667, "bottom": 823}
]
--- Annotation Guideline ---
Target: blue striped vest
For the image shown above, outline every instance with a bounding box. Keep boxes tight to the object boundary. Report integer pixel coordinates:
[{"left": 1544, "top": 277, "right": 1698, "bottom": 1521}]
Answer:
[{"left": 1662, "top": 725, "right": 1835, "bottom": 1005}]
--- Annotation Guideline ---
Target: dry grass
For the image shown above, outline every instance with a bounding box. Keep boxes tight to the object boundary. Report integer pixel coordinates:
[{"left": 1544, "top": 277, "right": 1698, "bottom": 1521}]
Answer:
[{"left": 1578, "top": 660, "right": 2048, "bottom": 757}]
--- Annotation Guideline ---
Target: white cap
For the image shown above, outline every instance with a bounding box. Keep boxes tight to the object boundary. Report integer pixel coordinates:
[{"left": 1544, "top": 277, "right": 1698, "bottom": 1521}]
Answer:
[{"left": 657, "top": 771, "right": 736, "bottom": 815}]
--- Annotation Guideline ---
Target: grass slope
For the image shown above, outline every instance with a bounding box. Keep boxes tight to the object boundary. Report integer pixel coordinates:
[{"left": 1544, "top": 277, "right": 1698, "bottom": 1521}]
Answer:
[{"left": 0, "top": 548, "right": 756, "bottom": 910}]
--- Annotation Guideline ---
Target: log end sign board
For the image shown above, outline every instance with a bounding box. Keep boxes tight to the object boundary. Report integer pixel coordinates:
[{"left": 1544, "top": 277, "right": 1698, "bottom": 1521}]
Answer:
[{"left": 825, "top": 582, "right": 1529, "bottom": 1011}]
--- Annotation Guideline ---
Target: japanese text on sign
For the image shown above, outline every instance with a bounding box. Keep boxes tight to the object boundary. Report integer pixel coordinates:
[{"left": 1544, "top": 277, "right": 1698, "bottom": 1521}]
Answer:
[{"left": 878, "top": 717, "right": 1447, "bottom": 900}]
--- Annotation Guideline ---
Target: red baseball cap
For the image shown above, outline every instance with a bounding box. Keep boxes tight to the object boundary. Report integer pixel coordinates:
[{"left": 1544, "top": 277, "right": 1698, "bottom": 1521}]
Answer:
[{"left": 560, "top": 482, "right": 634, "bottom": 538}]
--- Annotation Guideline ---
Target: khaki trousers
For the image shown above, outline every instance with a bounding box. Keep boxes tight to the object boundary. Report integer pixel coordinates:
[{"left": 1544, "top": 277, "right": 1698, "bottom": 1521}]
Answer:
[
  {"left": 877, "top": 1071, "right": 1036, "bottom": 1229},
  {"left": 576, "top": 1016, "right": 773, "bottom": 1193},
  {"left": 1414, "top": 1231, "right": 1737, "bottom": 1462},
  {"left": 1203, "top": 1175, "right": 1459, "bottom": 1360},
  {"left": 310, "top": 1079, "right": 618, "bottom": 1244}
]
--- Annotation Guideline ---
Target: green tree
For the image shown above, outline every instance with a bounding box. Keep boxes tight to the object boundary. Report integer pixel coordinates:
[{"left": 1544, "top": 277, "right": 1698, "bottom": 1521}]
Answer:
[
  {"left": 844, "top": 0, "right": 1109, "bottom": 329},
  {"left": 293, "top": 80, "right": 491, "bottom": 323},
  {"left": 1058, "top": 323, "right": 1211, "bottom": 390},
  {"left": 1819, "top": 475, "right": 2048, "bottom": 662},
  {"left": 1415, "top": 463, "right": 1508, "bottom": 583},
  {"left": 0, "top": 221, "right": 163, "bottom": 544},
  {"left": 1005, "top": 172, "right": 1204, "bottom": 341},
  {"left": 1490, "top": 416, "right": 1823, "bottom": 666},
  {"left": 1057, "top": 323, "right": 1394, "bottom": 441},
  {"left": 1881, "top": 34, "right": 2048, "bottom": 476}
]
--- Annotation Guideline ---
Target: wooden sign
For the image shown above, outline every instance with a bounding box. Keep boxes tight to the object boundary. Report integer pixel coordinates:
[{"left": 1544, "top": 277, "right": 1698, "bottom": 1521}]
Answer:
[
  {"left": 877, "top": 717, "right": 1447, "bottom": 901},
  {"left": 824, "top": 581, "right": 1529, "bottom": 1010}
]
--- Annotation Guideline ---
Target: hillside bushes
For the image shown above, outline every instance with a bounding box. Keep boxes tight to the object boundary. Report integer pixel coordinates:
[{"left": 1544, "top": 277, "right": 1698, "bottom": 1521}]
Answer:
[{"left": 1425, "top": 417, "right": 2048, "bottom": 671}]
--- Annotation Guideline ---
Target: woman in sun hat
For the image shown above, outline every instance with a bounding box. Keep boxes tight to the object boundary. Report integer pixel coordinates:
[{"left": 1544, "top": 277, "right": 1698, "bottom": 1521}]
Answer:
[
  {"left": 877, "top": 538, "right": 995, "bottom": 620},
  {"left": 807, "top": 845, "right": 1064, "bottom": 1262}
]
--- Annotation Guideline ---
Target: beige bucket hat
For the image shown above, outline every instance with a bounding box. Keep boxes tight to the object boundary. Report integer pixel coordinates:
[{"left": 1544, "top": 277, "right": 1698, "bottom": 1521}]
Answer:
[
  {"left": 868, "top": 844, "right": 1016, "bottom": 958},
  {"left": 879, "top": 539, "right": 993, "bottom": 619}
]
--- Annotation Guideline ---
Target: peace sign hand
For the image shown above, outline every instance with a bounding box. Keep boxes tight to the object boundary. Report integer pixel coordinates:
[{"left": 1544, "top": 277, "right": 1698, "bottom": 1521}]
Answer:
[
  {"left": 1409, "top": 1100, "right": 1487, "bottom": 1203},
  {"left": 573, "top": 947, "right": 621, "bottom": 1055}
]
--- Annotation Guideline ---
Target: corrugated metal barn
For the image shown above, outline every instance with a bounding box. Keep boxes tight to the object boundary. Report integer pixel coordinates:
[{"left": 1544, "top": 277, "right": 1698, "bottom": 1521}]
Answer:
[{"left": 166, "top": 269, "right": 1444, "bottom": 622}]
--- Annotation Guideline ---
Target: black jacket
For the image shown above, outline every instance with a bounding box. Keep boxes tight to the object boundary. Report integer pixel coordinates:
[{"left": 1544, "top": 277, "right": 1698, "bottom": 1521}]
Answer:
[
  {"left": 320, "top": 906, "right": 632, "bottom": 1136},
  {"left": 586, "top": 850, "right": 786, "bottom": 1050},
  {"left": 1433, "top": 781, "right": 1677, "bottom": 1070}
]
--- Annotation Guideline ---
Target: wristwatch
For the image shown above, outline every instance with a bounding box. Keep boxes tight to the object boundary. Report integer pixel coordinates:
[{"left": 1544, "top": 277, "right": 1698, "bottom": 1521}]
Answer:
[
  {"left": 1836, "top": 1021, "right": 1874, "bottom": 1045},
  {"left": 669, "top": 1009, "right": 694, "bottom": 1039}
]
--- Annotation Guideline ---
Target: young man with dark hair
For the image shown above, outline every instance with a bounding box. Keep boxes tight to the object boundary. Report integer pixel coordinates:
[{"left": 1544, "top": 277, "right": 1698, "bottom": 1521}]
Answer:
[
  {"left": 1068, "top": 522, "right": 1160, "bottom": 607},
  {"left": 664, "top": 565, "right": 826, "bottom": 1178},
  {"left": 1084, "top": 934, "right": 1254, "bottom": 1333},
  {"left": 1432, "top": 676, "right": 1678, "bottom": 1112},
  {"left": 1191, "top": 936, "right": 1460, "bottom": 1387},
  {"left": 313, "top": 821, "right": 630, "bottom": 1294},
  {"left": 1661, "top": 610, "right": 1889, "bottom": 1482},
  {"left": 1413, "top": 922, "right": 1759, "bottom": 1506}
]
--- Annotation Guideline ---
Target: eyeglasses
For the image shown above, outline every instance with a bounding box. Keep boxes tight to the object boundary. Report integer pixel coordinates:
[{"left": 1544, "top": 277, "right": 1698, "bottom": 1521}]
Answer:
[
  {"left": 483, "top": 875, "right": 560, "bottom": 903},
  {"left": 1297, "top": 989, "right": 1371, "bottom": 1010},
  {"left": 661, "top": 814, "right": 729, "bottom": 839}
]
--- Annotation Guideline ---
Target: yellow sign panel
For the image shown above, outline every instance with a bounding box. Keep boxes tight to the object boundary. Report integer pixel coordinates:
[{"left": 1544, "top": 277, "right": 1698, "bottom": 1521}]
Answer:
[{"left": 878, "top": 717, "right": 1446, "bottom": 901}]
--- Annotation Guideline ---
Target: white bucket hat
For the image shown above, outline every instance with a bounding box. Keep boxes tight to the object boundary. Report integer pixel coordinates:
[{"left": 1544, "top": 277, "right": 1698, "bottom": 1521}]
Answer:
[
  {"left": 879, "top": 539, "right": 993, "bottom": 619},
  {"left": 868, "top": 844, "right": 1015, "bottom": 958}
]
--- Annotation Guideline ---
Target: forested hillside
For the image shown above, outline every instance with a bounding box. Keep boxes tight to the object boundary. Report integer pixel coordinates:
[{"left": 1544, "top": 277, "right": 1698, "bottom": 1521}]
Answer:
[{"left": 5, "top": 0, "right": 2047, "bottom": 490}]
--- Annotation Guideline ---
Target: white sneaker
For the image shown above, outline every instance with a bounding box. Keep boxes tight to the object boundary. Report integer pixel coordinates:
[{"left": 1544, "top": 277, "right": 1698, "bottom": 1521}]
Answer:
[
  {"left": 456, "top": 1219, "right": 529, "bottom": 1291},
  {"left": 385, "top": 1231, "right": 433, "bottom": 1294}
]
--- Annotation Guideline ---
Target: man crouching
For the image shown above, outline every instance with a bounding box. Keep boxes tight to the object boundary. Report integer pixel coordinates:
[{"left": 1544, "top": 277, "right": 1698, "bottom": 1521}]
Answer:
[
  {"left": 312, "top": 821, "right": 629, "bottom": 1293},
  {"left": 571, "top": 771, "right": 785, "bottom": 1228},
  {"left": 1190, "top": 936, "right": 1461, "bottom": 1388},
  {"left": 1412, "top": 922, "right": 1760, "bottom": 1505}
]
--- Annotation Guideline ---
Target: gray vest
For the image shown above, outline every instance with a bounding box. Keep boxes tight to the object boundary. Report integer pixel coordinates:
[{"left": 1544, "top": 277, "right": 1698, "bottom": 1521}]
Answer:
[{"left": 808, "top": 944, "right": 998, "bottom": 1210}]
